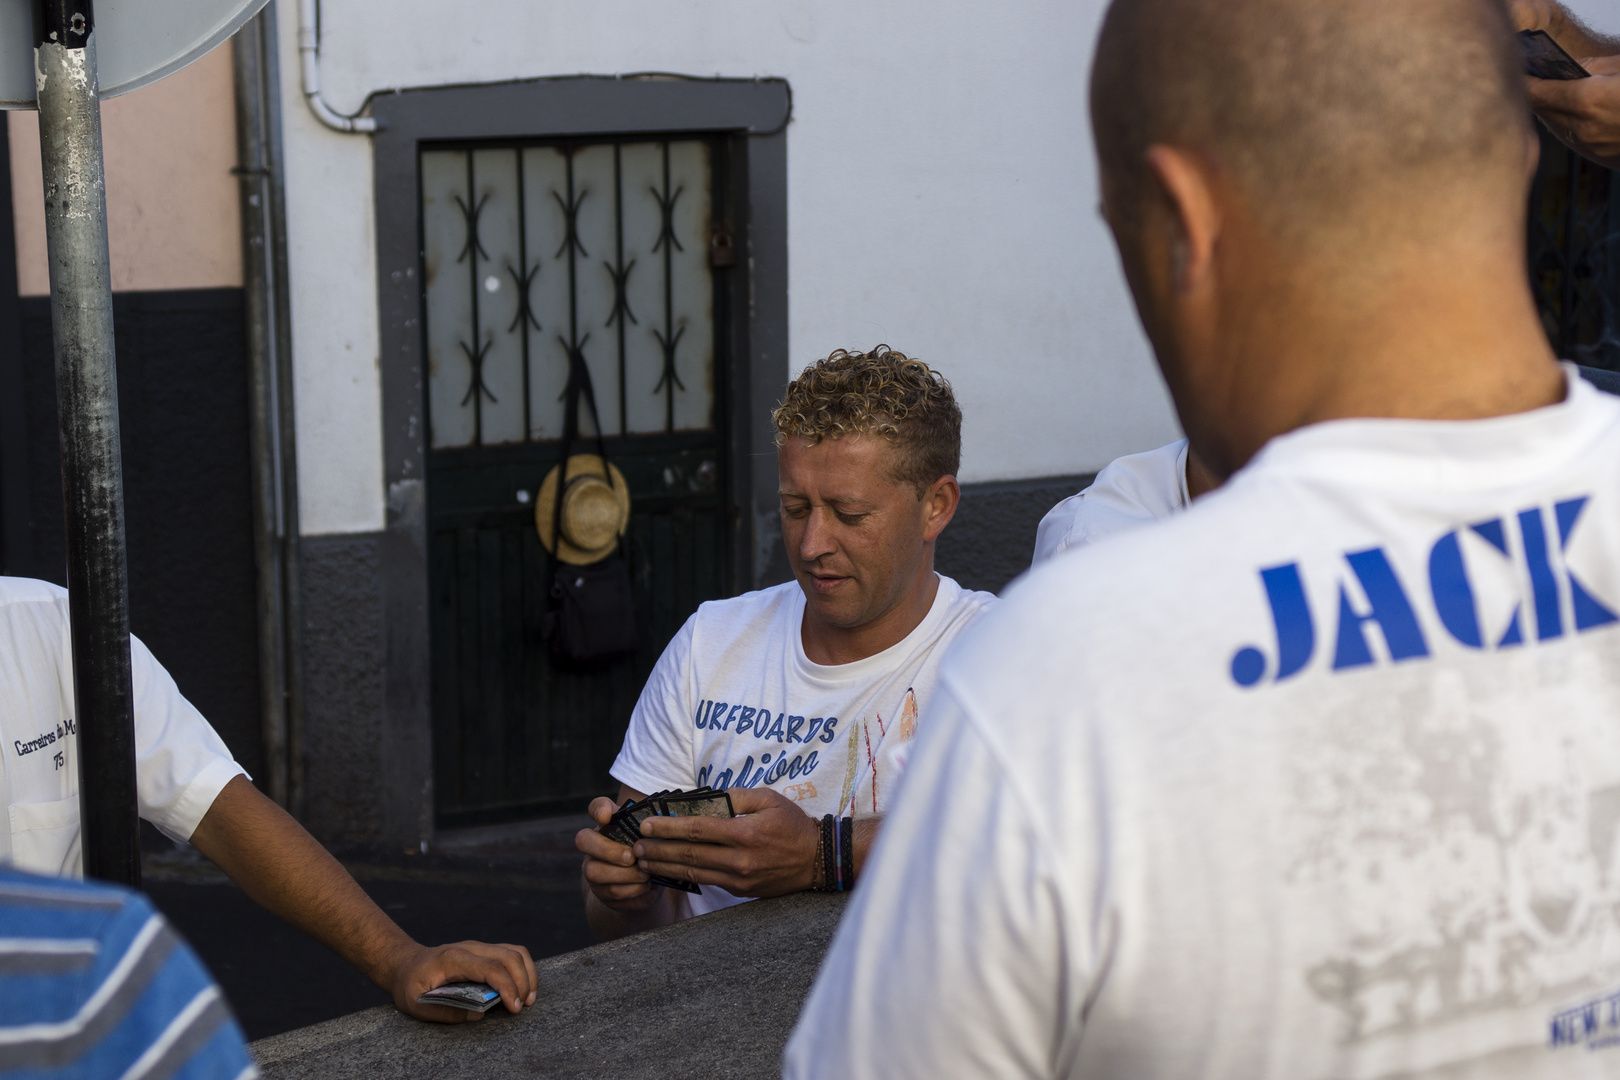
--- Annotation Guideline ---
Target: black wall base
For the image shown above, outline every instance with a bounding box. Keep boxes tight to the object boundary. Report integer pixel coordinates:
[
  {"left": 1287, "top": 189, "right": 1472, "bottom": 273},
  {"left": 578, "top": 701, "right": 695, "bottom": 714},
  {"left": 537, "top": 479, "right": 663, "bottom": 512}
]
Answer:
[
  {"left": 6, "top": 289, "right": 264, "bottom": 782},
  {"left": 935, "top": 473, "right": 1095, "bottom": 595}
]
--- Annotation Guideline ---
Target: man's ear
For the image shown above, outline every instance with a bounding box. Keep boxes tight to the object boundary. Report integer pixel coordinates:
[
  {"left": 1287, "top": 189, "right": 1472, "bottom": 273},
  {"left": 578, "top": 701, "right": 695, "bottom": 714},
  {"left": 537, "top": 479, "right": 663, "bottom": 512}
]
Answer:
[
  {"left": 1142, "top": 145, "right": 1223, "bottom": 293},
  {"left": 920, "top": 475, "right": 960, "bottom": 543}
]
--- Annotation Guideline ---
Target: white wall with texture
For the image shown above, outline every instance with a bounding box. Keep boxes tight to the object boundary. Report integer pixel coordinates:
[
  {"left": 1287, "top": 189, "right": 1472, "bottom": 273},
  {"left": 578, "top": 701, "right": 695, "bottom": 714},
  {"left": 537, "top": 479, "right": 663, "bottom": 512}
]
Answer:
[{"left": 272, "top": 0, "right": 1196, "bottom": 534}]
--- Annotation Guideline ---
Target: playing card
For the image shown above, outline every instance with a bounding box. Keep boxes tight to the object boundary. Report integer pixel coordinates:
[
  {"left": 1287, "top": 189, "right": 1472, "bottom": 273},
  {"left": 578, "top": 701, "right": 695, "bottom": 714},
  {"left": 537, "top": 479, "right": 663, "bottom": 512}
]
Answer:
[
  {"left": 594, "top": 787, "right": 734, "bottom": 894},
  {"left": 417, "top": 982, "right": 502, "bottom": 1013},
  {"left": 648, "top": 872, "right": 701, "bottom": 894},
  {"left": 1519, "top": 30, "right": 1589, "bottom": 81},
  {"left": 660, "top": 790, "right": 735, "bottom": 819}
]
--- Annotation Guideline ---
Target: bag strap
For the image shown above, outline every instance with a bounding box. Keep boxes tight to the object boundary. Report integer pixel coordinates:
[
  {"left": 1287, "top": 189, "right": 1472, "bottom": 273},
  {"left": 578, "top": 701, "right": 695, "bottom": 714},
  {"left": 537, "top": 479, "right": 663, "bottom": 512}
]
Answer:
[{"left": 549, "top": 345, "right": 622, "bottom": 578}]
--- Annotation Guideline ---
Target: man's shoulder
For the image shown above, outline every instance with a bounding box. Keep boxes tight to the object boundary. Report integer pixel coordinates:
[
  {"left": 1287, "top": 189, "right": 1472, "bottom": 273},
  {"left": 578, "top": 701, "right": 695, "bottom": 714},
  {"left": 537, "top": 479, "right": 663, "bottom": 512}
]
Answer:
[
  {"left": 0, "top": 868, "right": 253, "bottom": 1076},
  {"left": 1037, "top": 438, "right": 1189, "bottom": 559},
  {"left": 932, "top": 574, "right": 998, "bottom": 627},
  {"left": 691, "top": 580, "right": 800, "bottom": 624},
  {"left": 1088, "top": 438, "right": 1187, "bottom": 508},
  {"left": 0, "top": 866, "right": 135, "bottom": 916},
  {"left": 682, "top": 581, "right": 800, "bottom": 655},
  {"left": 0, "top": 576, "right": 70, "bottom": 610}
]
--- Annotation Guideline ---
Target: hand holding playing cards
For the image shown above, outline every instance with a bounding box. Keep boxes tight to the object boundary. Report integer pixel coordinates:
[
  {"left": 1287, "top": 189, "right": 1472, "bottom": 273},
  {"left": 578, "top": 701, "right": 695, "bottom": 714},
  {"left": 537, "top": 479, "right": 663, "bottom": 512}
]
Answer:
[
  {"left": 391, "top": 940, "right": 539, "bottom": 1023},
  {"left": 579, "top": 795, "right": 663, "bottom": 912},
  {"left": 1528, "top": 55, "right": 1620, "bottom": 171},
  {"left": 635, "top": 786, "right": 819, "bottom": 897}
]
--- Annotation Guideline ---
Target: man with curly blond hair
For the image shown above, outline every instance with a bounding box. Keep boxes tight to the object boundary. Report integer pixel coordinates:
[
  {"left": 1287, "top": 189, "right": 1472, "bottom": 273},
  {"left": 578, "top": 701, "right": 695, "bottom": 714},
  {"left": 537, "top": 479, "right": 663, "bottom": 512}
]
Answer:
[{"left": 575, "top": 346, "right": 996, "bottom": 938}]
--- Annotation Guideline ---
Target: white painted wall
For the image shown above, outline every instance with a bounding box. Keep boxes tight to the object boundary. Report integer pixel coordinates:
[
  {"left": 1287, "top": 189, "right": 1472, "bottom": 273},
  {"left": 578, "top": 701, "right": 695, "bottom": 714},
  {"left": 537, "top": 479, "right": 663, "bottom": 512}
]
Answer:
[{"left": 272, "top": 0, "right": 1181, "bottom": 534}]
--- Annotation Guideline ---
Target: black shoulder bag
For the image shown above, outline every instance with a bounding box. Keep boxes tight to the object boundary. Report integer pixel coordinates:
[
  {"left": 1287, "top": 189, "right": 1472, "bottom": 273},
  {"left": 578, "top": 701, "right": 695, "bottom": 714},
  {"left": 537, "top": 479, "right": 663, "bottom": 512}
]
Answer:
[{"left": 541, "top": 351, "right": 639, "bottom": 664}]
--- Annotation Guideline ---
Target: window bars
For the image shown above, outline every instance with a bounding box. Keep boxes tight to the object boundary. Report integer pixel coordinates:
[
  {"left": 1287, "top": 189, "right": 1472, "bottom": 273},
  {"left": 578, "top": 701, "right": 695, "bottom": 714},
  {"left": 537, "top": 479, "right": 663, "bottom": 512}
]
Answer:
[{"left": 421, "top": 139, "right": 717, "bottom": 448}]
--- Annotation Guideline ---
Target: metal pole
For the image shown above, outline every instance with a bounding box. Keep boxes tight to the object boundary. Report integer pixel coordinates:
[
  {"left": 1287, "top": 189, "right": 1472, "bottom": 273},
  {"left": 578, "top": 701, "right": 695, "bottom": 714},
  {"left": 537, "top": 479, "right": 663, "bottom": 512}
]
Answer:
[{"left": 36, "top": 0, "right": 140, "bottom": 887}]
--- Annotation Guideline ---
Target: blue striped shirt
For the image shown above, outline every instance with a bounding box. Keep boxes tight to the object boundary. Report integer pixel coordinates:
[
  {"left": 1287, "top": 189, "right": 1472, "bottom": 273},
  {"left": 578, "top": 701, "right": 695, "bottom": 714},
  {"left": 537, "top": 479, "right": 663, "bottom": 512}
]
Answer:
[{"left": 0, "top": 868, "right": 255, "bottom": 1080}]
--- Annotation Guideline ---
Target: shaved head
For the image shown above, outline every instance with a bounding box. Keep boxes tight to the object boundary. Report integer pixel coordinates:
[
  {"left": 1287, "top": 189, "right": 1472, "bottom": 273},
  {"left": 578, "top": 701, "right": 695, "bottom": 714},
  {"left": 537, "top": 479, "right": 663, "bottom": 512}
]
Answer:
[{"left": 1090, "top": 0, "right": 1531, "bottom": 248}]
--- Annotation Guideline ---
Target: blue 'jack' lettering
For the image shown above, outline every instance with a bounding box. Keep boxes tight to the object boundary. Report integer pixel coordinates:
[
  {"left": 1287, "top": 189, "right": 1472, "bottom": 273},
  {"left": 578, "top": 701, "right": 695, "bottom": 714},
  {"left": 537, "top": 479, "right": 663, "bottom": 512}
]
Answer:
[
  {"left": 1332, "top": 548, "right": 1429, "bottom": 669},
  {"left": 1230, "top": 495, "right": 1617, "bottom": 687}
]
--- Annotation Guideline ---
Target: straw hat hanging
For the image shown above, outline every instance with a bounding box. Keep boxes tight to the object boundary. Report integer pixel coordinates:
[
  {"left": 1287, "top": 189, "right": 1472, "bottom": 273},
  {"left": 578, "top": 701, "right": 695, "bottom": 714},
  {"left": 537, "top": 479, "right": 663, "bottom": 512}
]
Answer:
[{"left": 535, "top": 453, "right": 631, "bottom": 566}]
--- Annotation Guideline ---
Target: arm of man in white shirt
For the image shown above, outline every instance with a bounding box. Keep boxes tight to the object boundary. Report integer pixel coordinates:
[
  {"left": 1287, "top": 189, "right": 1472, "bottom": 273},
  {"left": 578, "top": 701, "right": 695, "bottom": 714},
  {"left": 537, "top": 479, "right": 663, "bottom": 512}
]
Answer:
[
  {"left": 189, "top": 776, "right": 539, "bottom": 1023},
  {"left": 783, "top": 691, "right": 1089, "bottom": 1080},
  {"left": 1511, "top": 1, "right": 1620, "bottom": 170},
  {"left": 578, "top": 783, "right": 882, "bottom": 941}
]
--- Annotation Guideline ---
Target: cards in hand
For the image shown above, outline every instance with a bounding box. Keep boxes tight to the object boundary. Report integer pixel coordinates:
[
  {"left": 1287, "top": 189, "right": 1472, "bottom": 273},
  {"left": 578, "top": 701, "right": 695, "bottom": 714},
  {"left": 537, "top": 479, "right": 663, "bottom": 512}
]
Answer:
[
  {"left": 417, "top": 982, "right": 501, "bottom": 1013},
  {"left": 598, "top": 786, "right": 735, "bottom": 895},
  {"left": 1519, "top": 30, "right": 1589, "bottom": 81}
]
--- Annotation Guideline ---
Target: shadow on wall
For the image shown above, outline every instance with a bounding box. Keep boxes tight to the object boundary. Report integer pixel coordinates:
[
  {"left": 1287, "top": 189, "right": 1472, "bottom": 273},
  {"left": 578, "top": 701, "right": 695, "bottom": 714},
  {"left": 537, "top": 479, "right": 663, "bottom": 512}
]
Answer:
[{"left": 934, "top": 475, "right": 1095, "bottom": 595}]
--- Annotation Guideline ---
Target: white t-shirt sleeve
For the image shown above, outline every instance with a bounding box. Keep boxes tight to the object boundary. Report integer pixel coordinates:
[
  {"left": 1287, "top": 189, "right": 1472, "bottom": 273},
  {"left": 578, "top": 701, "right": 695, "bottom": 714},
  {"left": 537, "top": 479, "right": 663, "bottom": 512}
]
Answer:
[
  {"left": 1031, "top": 439, "right": 1191, "bottom": 567},
  {"left": 130, "top": 633, "right": 248, "bottom": 845},
  {"left": 784, "top": 685, "right": 1096, "bottom": 1080},
  {"left": 1032, "top": 495, "right": 1086, "bottom": 565},
  {"left": 610, "top": 615, "right": 698, "bottom": 796}
]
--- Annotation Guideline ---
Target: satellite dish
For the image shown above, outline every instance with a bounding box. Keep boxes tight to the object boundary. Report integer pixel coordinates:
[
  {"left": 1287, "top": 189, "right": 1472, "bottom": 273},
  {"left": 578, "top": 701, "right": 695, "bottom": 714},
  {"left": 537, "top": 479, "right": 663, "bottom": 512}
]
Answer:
[{"left": 0, "top": 0, "right": 270, "bottom": 108}]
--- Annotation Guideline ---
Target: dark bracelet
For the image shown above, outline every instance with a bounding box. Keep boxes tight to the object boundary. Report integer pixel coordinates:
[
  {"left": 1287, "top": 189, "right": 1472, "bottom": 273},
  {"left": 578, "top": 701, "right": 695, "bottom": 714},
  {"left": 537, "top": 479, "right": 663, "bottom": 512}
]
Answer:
[
  {"left": 839, "top": 816, "right": 855, "bottom": 891},
  {"left": 810, "top": 814, "right": 826, "bottom": 891},
  {"left": 813, "top": 813, "right": 837, "bottom": 892}
]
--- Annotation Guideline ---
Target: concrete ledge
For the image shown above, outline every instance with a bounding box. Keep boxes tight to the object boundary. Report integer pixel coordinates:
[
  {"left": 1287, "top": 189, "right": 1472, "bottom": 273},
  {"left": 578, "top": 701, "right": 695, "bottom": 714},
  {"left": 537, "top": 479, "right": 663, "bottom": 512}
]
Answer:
[{"left": 252, "top": 891, "right": 849, "bottom": 1079}]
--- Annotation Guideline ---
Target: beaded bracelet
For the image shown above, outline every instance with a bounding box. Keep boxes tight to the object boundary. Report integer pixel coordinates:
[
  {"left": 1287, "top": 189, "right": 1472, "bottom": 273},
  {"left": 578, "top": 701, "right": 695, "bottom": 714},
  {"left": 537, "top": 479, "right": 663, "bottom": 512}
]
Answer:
[
  {"left": 814, "top": 813, "right": 837, "bottom": 892},
  {"left": 811, "top": 814, "right": 858, "bottom": 892},
  {"left": 832, "top": 814, "right": 843, "bottom": 891},
  {"left": 840, "top": 815, "right": 855, "bottom": 891},
  {"left": 811, "top": 814, "right": 827, "bottom": 891}
]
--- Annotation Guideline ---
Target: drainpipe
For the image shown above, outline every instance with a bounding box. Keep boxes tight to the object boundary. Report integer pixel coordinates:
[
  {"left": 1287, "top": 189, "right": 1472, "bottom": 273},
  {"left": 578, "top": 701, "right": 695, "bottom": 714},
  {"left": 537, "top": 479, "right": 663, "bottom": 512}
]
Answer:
[
  {"left": 298, "top": 0, "right": 377, "bottom": 133},
  {"left": 235, "top": 4, "right": 308, "bottom": 816}
]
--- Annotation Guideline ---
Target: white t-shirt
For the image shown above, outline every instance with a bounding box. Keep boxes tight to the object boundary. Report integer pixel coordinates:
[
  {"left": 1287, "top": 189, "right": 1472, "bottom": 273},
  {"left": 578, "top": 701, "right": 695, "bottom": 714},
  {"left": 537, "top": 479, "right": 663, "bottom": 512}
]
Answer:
[
  {"left": 1031, "top": 438, "right": 1189, "bottom": 564},
  {"left": 612, "top": 573, "right": 996, "bottom": 916},
  {"left": 0, "top": 578, "right": 247, "bottom": 878},
  {"left": 787, "top": 367, "right": 1620, "bottom": 1079}
]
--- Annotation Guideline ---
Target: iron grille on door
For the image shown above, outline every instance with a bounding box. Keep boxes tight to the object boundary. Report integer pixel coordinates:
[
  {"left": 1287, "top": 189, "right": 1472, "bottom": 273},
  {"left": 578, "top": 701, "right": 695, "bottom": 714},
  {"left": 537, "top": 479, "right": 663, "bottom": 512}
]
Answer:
[
  {"left": 422, "top": 140, "right": 717, "bottom": 442},
  {"left": 420, "top": 136, "right": 735, "bottom": 826}
]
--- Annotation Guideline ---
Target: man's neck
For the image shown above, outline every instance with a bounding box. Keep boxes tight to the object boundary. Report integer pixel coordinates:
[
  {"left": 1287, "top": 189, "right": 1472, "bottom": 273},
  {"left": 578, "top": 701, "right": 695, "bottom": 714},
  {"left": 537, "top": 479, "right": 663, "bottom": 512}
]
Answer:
[
  {"left": 1191, "top": 247, "right": 1566, "bottom": 475},
  {"left": 800, "top": 569, "right": 941, "bottom": 667}
]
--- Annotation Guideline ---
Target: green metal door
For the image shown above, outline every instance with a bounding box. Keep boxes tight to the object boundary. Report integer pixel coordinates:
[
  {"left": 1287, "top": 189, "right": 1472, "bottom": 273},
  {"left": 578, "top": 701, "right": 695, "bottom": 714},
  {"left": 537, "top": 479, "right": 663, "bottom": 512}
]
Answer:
[{"left": 420, "top": 136, "right": 736, "bottom": 826}]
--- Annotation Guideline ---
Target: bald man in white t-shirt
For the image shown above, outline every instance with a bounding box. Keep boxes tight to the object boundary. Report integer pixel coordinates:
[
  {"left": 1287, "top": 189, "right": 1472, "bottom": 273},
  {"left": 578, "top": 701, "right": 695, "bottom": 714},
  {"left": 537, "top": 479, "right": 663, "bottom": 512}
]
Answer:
[{"left": 789, "top": 2, "right": 1620, "bottom": 1077}]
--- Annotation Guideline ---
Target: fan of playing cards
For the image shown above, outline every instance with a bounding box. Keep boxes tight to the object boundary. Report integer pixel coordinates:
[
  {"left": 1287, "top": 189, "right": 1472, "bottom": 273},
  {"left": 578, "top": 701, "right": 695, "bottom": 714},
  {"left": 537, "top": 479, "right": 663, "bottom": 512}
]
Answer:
[{"left": 598, "top": 787, "right": 736, "bottom": 894}]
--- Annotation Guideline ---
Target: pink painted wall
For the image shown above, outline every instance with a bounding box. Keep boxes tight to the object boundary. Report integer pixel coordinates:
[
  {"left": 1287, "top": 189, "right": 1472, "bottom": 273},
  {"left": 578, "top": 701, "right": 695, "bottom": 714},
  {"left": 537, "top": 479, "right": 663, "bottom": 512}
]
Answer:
[{"left": 8, "top": 42, "right": 241, "bottom": 297}]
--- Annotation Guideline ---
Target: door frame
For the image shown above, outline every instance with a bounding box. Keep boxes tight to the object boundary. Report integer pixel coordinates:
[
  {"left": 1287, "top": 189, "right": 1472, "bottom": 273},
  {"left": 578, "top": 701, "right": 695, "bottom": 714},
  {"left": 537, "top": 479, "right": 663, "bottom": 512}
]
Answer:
[{"left": 370, "top": 76, "right": 790, "bottom": 847}]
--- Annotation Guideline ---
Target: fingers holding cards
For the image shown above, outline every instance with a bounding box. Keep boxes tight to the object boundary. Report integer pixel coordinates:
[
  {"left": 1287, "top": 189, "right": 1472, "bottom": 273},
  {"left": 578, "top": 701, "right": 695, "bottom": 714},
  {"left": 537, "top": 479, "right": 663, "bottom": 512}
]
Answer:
[
  {"left": 578, "top": 797, "right": 657, "bottom": 907},
  {"left": 599, "top": 787, "right": 738, "bottom": 894}
]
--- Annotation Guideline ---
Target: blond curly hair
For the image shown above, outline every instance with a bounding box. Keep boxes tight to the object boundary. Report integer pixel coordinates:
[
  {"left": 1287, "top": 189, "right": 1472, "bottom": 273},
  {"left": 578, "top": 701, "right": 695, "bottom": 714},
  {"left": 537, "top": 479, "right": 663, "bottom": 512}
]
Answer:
[{"left": 772, "top": 346, "right": 961, "bottom": 496}]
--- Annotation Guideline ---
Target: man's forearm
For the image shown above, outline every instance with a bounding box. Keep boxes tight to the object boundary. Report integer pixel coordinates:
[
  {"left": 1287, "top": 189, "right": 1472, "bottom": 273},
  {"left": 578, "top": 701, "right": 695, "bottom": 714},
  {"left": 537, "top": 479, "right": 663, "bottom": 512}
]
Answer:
[
  {"left": 583, "top": 879, "right": 678, "bottom": 941},
  {"left": 188, "top": 776, "right": 415, "bottom": 988}
]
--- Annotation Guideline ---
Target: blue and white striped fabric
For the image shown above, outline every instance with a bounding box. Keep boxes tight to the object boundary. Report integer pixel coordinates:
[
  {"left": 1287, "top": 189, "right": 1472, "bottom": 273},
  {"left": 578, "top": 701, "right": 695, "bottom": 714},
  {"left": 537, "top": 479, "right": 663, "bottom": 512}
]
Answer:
[{"left": 0, "top": 868, "right": 255, "bottom": 1080}]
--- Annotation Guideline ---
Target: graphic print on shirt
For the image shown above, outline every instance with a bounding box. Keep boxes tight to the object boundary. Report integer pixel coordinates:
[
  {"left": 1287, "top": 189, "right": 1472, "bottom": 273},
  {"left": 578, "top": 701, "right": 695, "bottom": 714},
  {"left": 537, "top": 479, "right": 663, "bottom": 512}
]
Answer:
[
  {"left": 1230, "top": 497, "right": 1618, "bottom": 687},
  {"left": 691, "top": 699, "right": 837, "bottom": 791},
  {"left": 10, "top": 716, "right": 74, "bottom": 774},
  {"left": 1286, "top": 658, "right": 1620, "bottom": 1059},
  {"left": 691, "top": 688, "right": 920, "bottom": 816},
  {"left": 838, "top": 689, "right": 918, "bottom": 817}
]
